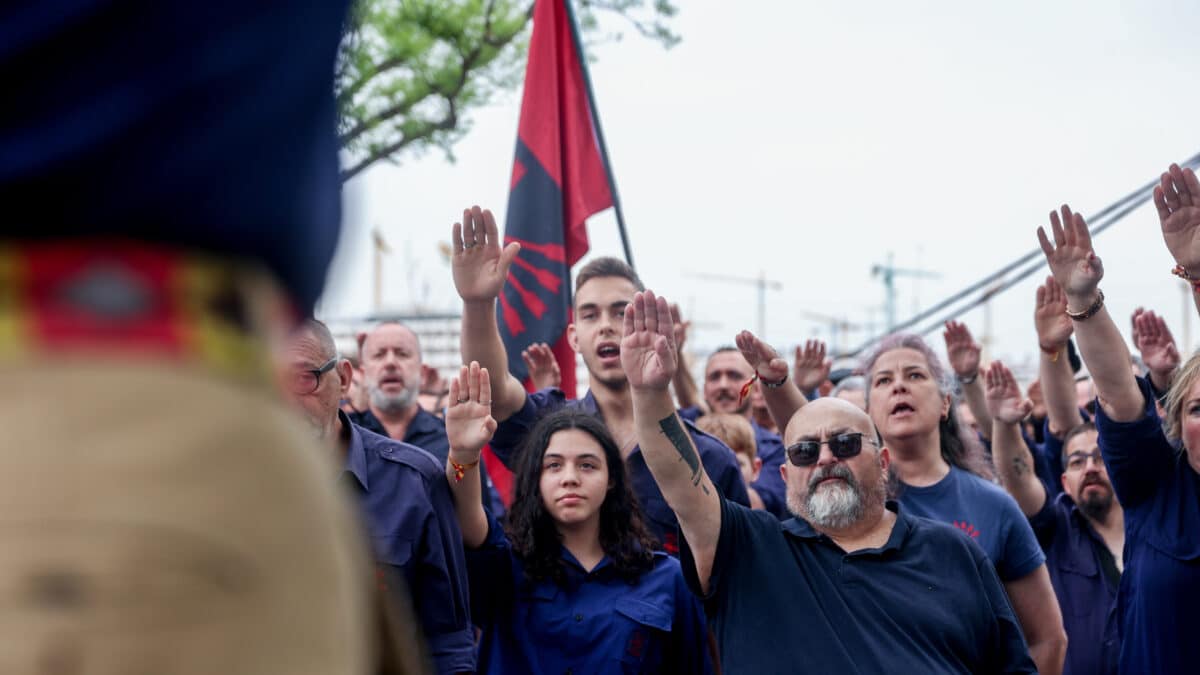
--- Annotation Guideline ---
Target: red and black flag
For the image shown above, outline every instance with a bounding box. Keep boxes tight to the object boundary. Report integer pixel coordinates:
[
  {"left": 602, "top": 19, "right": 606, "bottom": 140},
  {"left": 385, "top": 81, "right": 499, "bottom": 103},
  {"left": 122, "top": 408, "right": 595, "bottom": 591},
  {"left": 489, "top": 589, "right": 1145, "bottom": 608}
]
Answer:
[{"left": 498, "top": 0, "right": 625, "bottom": 397}]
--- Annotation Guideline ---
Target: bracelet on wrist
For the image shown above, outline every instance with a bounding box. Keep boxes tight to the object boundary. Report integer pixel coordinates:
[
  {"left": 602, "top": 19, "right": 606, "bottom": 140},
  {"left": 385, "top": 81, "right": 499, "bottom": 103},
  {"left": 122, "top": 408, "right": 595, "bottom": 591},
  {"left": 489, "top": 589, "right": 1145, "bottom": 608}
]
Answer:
[
  {"left": 1065, "top": 289, "right": 1105, "bottom": 322},
  {"left": 448, "top": 455, "right": 481, "bottom": 482},
  {"left": 1171, "top": 265, "right": 1200, "bottom": 292},
  {"left": 1038, "top": 343, "right": 1064, "bottom": 362}
]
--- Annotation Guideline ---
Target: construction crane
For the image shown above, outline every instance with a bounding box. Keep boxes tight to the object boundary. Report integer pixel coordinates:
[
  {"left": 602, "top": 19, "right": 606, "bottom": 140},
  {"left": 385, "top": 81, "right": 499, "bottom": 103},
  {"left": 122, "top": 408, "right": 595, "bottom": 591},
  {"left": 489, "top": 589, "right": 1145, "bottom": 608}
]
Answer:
[
  {"left": 686, "top": 270, "right": 782, "bottom": 338},
  {"left": 871, "top": 252, "right": 939, "bottom": 331},
  {"left": 796, "top": 310, "right": 867, "bottom": 356}
]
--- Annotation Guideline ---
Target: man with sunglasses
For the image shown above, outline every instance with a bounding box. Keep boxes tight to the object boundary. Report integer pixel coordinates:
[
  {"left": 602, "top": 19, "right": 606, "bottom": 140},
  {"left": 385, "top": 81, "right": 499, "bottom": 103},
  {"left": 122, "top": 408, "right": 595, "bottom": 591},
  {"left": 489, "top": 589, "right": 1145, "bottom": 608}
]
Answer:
[
  {"left": 280, "top": 320, "right": 476, "bottom": 674},
  {"left": 623, "top": 289, "right": 1035, "bottom": 673}
]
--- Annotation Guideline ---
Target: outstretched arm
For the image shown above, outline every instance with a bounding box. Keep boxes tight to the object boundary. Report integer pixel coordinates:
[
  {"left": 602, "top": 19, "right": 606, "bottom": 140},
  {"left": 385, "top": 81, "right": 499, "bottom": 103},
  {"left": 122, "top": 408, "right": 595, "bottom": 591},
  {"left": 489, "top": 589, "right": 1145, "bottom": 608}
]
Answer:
[
  {"left": 1037, "top": 204, "right": 1142, "bottom": 422},
  {"left": 668, "top": 303, "right": 704, "bottom": 411},
  {"left": 793, "top": 339, "right": 832, "bottom": 397},
  {"left": 944, "top": 321, "right": 991, "bottom": 440},
  {"left": 1155, "top": 163, "right": 1200, "bottom": 319},
  {"left": 443, "top": 362, "right": 498, "bottom": 548},
  {"left": 1133, "top": 309, "right": 1181, "bottom": 394},
  {"left": 623, "top": 290, "right": 722, "bottom": 592},
  {"left": 452, "top": 206, "right": 528, "bottom": 421},
  {"left": 520, "top": 342, "right": 561, "bottom": 392},
  {"left": 984, "top": 361, "right": 1047, "bottom": 517},
  {"left": 735, "top": 330, "right": 807, "bottom": 433},
  {"left": 1034, "top": 277, "right": 1084, "bottom": 437}
]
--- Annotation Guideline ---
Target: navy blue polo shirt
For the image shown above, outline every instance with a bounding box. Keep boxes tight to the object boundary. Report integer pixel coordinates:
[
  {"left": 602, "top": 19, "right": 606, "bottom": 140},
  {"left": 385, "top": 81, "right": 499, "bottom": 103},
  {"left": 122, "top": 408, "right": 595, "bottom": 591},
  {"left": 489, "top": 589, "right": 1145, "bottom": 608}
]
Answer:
[
  {"left": 3, "top": 1, "right": 352, "bottom": 313},
  {"left": 898, "top": 466, "right": 1046, "bottom": 582},
  {"left": 1095, "top": 377, "right": 1200, "bottom": 674},
  {"left": 340, "top": 412, "right": 475, "bottom": 673},
  {"left": 1029, "top": 492, "right": 1119, "bottom": 675},
  {"left": 678, "top": 405, "right": 788, "bottom": 518},
  {"left": 490, "top": 389, "right": 750, "bottom": 553},
  {"left": 679, "top": 495, "right": 1035, "bottom": 674},
  {"left": 350, "top": 406, "right": 504, "bottom": 515},
  {"left": 464, "top": 511, "right": 714, "bottom": 675}
]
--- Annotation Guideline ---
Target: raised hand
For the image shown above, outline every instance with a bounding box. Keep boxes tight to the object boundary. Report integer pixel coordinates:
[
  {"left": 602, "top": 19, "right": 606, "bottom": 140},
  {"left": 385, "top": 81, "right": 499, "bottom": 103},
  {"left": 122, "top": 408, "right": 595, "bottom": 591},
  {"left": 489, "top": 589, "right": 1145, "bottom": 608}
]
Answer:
[
  {"left": 521, "top": 342, "right": 562, "bottom": 390},
  {"left": 451, "top": 206, "right": 521, "bottom": 303},
  {"left": 793, "top": 339, "right": 832, "bottom": 392},
  {"left": 1154, "top": 163, "right": 1200, "bottom": 274},
  {"left": 620, "top": 290, "right": 678, "bottom": 391},
  {"left": 444, "top": 362, "right": 498, "bottom": 457},
  {"left": 1130, "top": 307, "right": 1145, "bottom": 351},
  {"left": 1036, "top": 204, "right": 1104, "bottom": 309},
  {"left": 1134, "top": 309, "right": 1181, "bottom": 377},
  {"left": 669, "top": 303, "right": 691, "bottom": 353},
  {"left": 985, "top": 361, "right": 1033, "bottom": 425},
  {"left": 735, "top": 330, "right": 789, "bottom": 383},
  {"left": 1034, "top": 276, "right": 1073, "bottom": 351},
  {"left": 942, "top": 321, "right": 981, "bottom": 379}
]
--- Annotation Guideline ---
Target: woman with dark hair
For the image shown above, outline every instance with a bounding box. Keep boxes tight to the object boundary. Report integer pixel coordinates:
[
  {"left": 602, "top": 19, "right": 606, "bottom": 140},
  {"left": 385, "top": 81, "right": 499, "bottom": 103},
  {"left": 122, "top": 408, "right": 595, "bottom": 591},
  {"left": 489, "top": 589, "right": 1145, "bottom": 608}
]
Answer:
[
  {"left": 1038, "top": 172, "right": 1200, "bottom": 674},
  {"left": 736, "top": 330, "right": 1067, "bottom": 675},
  {"left": 443, "top": 361, "right": 713, "bottom": 675}
]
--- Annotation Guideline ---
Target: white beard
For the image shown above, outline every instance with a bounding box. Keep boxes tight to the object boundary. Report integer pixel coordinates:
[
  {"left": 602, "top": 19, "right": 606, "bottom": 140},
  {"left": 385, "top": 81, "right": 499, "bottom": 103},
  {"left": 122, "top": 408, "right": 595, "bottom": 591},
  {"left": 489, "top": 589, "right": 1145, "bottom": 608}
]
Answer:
[{"left": 369, "top": 383, "right": 417, "bottom": 413}]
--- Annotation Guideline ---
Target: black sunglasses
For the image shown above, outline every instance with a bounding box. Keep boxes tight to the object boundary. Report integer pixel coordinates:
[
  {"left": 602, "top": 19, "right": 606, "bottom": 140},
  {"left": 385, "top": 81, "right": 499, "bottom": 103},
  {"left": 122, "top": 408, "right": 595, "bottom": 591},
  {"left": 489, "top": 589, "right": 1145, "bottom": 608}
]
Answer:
[{"left": 786, "top": 433, "right": 877, "bottom": 467}]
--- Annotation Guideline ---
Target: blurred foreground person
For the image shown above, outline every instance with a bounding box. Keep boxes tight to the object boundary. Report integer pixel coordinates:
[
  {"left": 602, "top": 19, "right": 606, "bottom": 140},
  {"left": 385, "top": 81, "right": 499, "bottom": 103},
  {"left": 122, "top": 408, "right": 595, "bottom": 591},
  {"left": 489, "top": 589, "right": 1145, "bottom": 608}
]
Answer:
[{"left": 0, "top": 2, "right": 376, "bottom": 672}]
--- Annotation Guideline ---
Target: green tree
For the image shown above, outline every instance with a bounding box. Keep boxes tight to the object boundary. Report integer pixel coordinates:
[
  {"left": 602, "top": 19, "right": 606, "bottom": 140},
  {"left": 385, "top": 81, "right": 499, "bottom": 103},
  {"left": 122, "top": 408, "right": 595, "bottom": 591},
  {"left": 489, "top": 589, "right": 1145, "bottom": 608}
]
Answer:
[{"left": 337, "top": 0, "right": 679, "bottom": 182}]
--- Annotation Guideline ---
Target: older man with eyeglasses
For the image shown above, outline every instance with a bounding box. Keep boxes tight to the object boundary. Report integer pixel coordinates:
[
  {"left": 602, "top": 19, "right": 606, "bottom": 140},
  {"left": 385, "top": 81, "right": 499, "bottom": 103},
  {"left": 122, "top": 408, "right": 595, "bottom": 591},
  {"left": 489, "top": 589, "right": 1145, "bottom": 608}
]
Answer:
[
  {"left": 280, "top": 319, "right": 476, "bottom": 674},
  {"left": 623, "top": 289, "right": 1037, "bottom": 673}
]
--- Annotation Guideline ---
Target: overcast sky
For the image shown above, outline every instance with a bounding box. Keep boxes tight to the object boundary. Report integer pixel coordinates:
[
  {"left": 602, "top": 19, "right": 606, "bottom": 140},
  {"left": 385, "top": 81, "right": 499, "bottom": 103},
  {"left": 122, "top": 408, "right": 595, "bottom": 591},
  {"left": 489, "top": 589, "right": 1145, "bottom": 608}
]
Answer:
[{"left": 325, "top": 0, "right": 1200, "bottom": 379}]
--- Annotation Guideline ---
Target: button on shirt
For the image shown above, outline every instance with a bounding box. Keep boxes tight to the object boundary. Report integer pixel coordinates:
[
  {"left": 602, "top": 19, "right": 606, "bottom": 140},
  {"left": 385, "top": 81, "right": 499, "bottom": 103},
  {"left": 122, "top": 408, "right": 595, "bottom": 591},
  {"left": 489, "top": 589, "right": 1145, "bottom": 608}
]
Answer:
[
  {"left": 340, "top": 412, "right": 475, "bottom": 674},
  {"left": 466, "top": 512, "right": 714, "bottom": 675},
  {"left": 1095, "top": 377, "right": 1200, "bottom": 675},
  {"left": 679, "top": 495, "right": 1035, "bottom": 674},
  {"left": 490, "top": 389, "right": 750, "bottom": 553},
  {"left": 678, "top": 406, "right": 788, "bottom": 519},
  {"left": 898, "top": 465, "right": 1046, "bottom": 582},
  {"left": 1029, "top": 492, "right": 1119, "bottom": 675}
]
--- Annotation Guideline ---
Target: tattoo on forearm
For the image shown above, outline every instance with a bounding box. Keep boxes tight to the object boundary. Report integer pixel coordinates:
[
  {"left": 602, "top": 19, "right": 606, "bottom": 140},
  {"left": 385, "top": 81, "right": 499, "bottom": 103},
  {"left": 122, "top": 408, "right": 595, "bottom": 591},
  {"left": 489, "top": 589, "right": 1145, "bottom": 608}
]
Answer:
[
  {"left": 1012, "top": 456, "right": 1029, "bottom": 476},
  {"left": 658, "top": 414, "right": 710, "bottom": 495}
]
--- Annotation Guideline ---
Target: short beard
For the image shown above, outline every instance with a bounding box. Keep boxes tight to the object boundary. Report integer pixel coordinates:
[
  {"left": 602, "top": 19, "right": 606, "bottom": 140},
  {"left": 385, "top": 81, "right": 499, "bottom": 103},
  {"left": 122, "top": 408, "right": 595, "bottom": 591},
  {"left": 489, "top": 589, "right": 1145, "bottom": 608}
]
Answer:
[
  {"left": 1077, "top": 486, "right": 1113, "bottom": 520},
  {"left": 788, "top": 462, "right": 885, "bottom": 531},
  {"left": 709, "top": 395, "right": 750, "bottom": 416},
  {"left": 369, "top": 383, "right": 417, "bottom": 413}
]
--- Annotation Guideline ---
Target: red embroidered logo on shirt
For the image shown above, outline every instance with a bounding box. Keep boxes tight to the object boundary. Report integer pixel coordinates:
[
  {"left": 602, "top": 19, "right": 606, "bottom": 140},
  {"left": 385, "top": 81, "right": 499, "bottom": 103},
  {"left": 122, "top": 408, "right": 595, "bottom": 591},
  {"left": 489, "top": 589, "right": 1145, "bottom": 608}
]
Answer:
[
  {"left": 626, "top": 628, "right": 647, "bottom": 659},
  {"left": 953, "top": 521, "right": 981, "bottom": 539}
]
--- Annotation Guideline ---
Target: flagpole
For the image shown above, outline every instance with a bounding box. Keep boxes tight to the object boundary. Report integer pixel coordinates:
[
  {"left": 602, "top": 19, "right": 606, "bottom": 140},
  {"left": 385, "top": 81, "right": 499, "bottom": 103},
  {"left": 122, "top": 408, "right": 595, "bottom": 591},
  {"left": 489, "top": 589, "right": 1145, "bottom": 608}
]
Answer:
[{"left": 562, "top": 0, "right": 636, "bottom": 272}]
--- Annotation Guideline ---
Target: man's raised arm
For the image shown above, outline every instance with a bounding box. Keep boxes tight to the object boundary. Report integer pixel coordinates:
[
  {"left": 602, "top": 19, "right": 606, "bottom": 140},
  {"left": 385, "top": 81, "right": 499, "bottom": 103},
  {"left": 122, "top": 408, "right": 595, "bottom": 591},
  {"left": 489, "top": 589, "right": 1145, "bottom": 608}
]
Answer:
[
  {"left": 451, "top": 205, "right": 528, "bottom": 422},
  {"left": 623, "top": 290, "right": 721, "bottom": 591},
  {"left": 735, "top": 330, "right": 807, "bottom": 432},
  {"left": 984, "top": 361, "right": 1047, "bottom": 517}
]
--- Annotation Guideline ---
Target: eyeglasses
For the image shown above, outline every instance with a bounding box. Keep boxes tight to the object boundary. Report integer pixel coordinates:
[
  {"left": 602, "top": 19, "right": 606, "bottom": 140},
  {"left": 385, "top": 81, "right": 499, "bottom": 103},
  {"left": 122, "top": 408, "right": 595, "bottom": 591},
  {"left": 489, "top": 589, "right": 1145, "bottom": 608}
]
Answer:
[
  {"left": 1065, "top": 450, "right": 1104, "bottom": 472},
  {"left": 786, "top": 433, "right": 876, "bottom": 467},
  {"left": 291, "top": 358, "right": 338, "bottom": 394}
]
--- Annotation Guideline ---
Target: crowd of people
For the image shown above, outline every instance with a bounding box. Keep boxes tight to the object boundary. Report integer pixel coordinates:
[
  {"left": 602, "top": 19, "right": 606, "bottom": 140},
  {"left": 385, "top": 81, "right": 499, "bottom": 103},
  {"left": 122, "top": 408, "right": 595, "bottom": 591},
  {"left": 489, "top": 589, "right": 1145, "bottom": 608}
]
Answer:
[
  {"left": 12, "top": 4, "right": 1198, "bottom": 672},
  {"left": 267, "top": 166, "right": 1199, "bottom": 674}
]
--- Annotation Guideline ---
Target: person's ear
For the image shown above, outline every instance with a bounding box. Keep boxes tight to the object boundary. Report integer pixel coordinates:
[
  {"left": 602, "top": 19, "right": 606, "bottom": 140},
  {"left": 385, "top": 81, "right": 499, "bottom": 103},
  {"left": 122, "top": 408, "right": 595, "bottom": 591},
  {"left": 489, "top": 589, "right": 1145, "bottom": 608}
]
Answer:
[
  {"left": 567, "top": 323, "right": 578, "bottom": 352},
  {"left": 878, "top": 446, "right": 890, "bottom": 474},
  {"left": 336, "top": 359, "right": 353, "bottom": 398}
]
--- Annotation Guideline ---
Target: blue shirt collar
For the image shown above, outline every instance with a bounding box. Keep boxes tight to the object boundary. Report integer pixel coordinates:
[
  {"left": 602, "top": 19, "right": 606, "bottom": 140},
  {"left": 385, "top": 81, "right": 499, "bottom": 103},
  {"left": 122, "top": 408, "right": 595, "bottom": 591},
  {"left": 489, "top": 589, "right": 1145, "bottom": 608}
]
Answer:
[
  {"left": 780, "top": 500, "right": 910, "bottom": 553},
  {"left": 407, "top": 405, "right": 441, "bottom": 439},
  {"left": 339, "top": 409, "right": 370, "bottom": 490}
]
